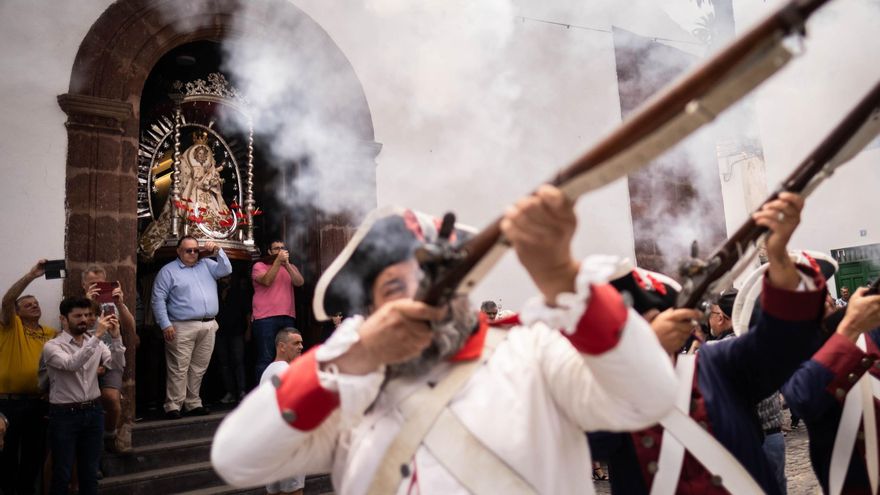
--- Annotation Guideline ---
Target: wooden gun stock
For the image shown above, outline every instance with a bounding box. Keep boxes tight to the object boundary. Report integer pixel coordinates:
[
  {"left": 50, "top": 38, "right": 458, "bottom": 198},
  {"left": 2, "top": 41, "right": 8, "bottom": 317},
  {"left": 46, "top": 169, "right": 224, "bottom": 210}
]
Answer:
[
  {"left": 677, "top": 79, "right": 880, "bottom": 309},
  {"left": 418, "top": 0, "right": 834, "bottom": 306}
]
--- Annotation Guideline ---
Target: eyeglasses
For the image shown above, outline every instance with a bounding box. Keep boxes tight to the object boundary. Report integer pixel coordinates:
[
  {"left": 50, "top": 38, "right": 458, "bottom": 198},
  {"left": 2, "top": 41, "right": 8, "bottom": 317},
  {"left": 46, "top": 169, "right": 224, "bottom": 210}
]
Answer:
[
  {"left": 710, "top": 311, "right": 729, "bottom": 320},
  {"left": 270, "top": 245, "right": 286, "bottom": 251},
  {"left": 183, "top": 248, "right": 199, "bottom": 254}
]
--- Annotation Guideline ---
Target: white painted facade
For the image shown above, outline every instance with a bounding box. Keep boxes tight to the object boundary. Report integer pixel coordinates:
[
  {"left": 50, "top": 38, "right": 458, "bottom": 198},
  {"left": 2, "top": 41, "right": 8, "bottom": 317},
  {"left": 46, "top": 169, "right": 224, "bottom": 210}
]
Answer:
[{"left": 0, "top": 0, "right": 877, "bottom": 324}]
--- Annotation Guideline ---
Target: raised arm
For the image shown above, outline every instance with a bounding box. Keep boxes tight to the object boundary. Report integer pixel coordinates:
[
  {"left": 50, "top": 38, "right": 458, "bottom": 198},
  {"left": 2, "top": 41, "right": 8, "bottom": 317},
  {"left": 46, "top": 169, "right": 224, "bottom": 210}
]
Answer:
[
  {"left": 705, "top": 193, "right": 826, "bottom": 403},
  {"left": 501, "top": 185, "right": 676, "bottom": 429},
  {"left": 1, "top": 259, "right": 45, "bottom": 327}
]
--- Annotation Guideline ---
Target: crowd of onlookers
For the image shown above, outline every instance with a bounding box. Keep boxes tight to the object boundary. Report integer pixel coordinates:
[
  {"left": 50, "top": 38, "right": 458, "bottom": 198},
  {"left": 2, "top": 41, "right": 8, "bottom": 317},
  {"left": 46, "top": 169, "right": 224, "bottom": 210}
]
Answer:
[{"left": 0, "top": 236, "right": 320, "bottom": 495}]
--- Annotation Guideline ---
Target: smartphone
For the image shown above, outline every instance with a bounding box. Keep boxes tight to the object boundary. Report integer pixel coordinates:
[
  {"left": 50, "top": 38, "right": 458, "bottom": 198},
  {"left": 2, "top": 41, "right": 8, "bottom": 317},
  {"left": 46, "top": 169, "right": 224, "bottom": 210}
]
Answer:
[
  {"left": 44, "top": 259, "right": 66, "bottom": 280},
  {"left": 100, "top": 302, "right": 119, "bottom": 318},
  {"left": 94, "top": 281, "right": 119, "bottom": 303}
]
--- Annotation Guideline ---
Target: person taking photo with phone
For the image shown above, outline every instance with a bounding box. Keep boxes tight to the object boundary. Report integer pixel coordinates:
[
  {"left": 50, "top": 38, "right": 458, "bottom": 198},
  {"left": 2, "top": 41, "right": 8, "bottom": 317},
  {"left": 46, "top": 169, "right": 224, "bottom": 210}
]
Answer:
[
  {"left": 82, "top": 265, "right": 136, "bottom": 453},
  {"left": 42, "top": 296, "right": 124, "bottom": 495},
  {"left": 0, "top": 259, "right": 57, "bottom": 495}
]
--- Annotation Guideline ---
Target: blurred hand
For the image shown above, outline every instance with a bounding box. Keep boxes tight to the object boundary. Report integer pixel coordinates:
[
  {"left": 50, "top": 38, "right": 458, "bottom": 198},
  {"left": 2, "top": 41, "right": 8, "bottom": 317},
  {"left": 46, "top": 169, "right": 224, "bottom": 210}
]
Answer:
[
  {"left": 204, "top": 241, "right": 218, "bottom": 254},
  {"left": 837, "top": 287, "right": 880, "bottom": 342},
  {"left": 752, "top": 192, "right": 805, "bottom": 290},
  {"left": 112, "top": 285, "right": 124, "bottom": 303},
  {"left": 501, "top": 185, "right": 579, "bottom": 304},
  {"left": 163, "top": 325, "right": 176, "bottom": 343},
  {"left": 86, "top": 283, "right": 101, "bottom": 301},
  {"left": 94, "top": 314, "right": 114, "bottom": 339},
  {"left": 278, "top": 250, "right": 290, "bottom": 265},
  {"left": 651, "top": 308, "right": 702, "bottom": 354},
  {"left": 331, "top": 299, "right": 446, "bottom": 375},
  {"left": 28, "top": 259, "right": 47, "bottom": 279}
]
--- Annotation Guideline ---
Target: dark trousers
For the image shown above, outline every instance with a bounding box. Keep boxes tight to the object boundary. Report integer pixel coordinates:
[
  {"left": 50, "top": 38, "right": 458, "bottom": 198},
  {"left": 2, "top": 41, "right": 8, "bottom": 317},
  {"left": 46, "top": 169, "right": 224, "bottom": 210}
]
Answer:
[
  {"left": 252, "top": 315, "right": 295, "bottom": 381},
  {"left": 215, "top": 333, "right": 246, "bottom": 396},
  {"left": 48, "top": 403, "right": 103, "bottom": 495},
  {"left": 0, "top": 397, "right": 48, "bottom": 495}
]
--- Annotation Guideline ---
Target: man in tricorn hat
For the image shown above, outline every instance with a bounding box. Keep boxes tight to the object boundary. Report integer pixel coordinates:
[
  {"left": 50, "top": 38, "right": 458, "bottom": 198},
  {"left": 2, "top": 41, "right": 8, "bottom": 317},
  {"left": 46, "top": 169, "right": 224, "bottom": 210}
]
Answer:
[
  {"left": 589, "top": 192, "right": 845, "bottom": 495},
  {"left": 212, "top": 185, "right": 678, "bottom": 494}
]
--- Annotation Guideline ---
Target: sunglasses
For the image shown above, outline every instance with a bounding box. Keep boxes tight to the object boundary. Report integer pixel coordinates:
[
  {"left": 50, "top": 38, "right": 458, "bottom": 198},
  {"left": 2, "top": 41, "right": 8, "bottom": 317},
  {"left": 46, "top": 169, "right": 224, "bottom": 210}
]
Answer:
[{"left": 183, "top": 248, "right": 200, "bottom": 254}]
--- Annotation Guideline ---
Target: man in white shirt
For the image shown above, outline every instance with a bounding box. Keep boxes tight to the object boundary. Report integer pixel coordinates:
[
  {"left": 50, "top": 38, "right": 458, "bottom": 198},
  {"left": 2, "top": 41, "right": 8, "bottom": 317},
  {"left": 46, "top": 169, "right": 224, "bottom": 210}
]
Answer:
[
  {"left": 259, "top": 328, "right": 305, "bottom": 495},
  {"left": 43, "top": 296, "right": 124, "bottom": 495}
]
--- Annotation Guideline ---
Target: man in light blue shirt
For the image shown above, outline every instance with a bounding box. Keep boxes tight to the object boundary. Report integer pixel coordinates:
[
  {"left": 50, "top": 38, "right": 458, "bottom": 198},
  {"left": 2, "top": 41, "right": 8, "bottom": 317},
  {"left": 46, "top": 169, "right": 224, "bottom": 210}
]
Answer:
[{"left": 152, "top": 236, "right": 232, "bottom": 419}]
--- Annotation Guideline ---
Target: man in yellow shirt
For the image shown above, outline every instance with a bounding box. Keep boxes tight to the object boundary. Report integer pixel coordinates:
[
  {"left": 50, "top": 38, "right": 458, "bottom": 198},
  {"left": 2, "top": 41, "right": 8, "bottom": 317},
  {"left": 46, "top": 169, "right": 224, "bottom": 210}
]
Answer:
[{"left": 0, "top": 259, "right": 57, "bottom": 495}]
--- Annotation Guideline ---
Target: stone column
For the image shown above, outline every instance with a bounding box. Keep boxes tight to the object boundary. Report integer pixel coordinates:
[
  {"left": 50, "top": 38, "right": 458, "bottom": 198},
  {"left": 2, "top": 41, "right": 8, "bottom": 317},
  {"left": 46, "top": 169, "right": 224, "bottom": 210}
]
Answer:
[{"left": 58, "top": 93, "right": 138, "bottom": 450}]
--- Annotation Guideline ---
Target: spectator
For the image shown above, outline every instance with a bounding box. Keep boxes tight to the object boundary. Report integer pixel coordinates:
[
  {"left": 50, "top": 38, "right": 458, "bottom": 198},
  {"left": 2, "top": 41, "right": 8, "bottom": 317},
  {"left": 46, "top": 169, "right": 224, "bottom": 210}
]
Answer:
[
  {"left": 152, "top": 237, "right": 232, "bottom": 419},
  {"left": 479, "top": 300, "right": 498, "bottom": 320},
  {"left": 258, "top": 327, "right": 305, "bottom": 495},
  {"left": 251, "top": 239, "right": 304, "bottom": 381},
  {"left": 0, "top": 259, "right": 57, "bottom": 495},
  {"left": 43, "top": 296, "right": 124, "bottom": 495},
  {"left": 81, "top": 265, "right": 136, "bottom": 453},
  {"left": 707, "top": 289, "right": 737, "bottom": 340},
  {"left": 216, "top": 274, "right": 249, "bottom": 404},
  {"left": 835, "top": 285, "right": 850, "bottom": 307}
]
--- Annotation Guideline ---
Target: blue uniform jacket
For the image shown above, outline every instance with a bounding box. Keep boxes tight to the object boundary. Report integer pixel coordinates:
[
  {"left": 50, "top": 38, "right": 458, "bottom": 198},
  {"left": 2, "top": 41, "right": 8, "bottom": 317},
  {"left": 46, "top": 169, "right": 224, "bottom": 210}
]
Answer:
[
  {"left": 590, "top": 272, "right": 826, "bottom": 495},
  {"left": 782, "top": 326, "right": 880, "bottom": 494}
]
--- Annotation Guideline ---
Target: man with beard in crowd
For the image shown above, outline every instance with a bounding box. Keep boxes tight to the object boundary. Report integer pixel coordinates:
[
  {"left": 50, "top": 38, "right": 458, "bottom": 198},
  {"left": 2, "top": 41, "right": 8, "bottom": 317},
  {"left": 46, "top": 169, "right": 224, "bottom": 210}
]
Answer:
[{"left": 212, "top": 186, "right": 678, "bottom": 494}]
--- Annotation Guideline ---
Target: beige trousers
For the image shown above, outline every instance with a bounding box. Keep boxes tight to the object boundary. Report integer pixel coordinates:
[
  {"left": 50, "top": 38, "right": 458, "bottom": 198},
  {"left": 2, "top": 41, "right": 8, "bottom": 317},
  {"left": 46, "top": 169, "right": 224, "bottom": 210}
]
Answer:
[{"left": 164, "top": 319, "right": 218, "bottom": 412}]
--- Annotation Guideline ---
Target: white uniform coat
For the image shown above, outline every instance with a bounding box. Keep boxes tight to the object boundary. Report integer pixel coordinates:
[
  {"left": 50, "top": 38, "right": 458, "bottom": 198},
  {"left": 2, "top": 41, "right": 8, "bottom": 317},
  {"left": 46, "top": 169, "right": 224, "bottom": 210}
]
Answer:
[{"left": 212, "top": 257, "right": 678, "bottom": 494}]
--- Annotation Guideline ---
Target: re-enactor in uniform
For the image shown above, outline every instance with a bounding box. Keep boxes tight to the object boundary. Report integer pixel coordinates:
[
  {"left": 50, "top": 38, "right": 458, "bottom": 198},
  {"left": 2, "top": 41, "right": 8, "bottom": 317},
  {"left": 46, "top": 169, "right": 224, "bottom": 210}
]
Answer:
[{"left": 212, "top": 186, "right": 678, "bottom": 494}]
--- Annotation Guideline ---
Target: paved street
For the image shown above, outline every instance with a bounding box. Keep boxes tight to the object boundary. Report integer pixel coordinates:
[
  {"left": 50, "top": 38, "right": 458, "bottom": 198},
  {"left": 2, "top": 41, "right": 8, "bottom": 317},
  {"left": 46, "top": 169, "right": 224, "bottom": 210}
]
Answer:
[{"left": 593, "top": 411, "right": 821, "bottom": 494}]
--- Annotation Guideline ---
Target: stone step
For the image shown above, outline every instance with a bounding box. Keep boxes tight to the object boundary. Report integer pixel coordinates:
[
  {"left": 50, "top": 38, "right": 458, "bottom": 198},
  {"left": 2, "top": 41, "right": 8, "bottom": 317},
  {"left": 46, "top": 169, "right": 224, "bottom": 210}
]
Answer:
[
  {"left": 98, "top": 461, "right": 221, "bottom": 495},
  {"left": 99, "top": 463, "right": 333, "bottom": 495},
  {"left": 177, "top": 474, "right": 333, "bottom": 495},
  {"left": 131, "top": 411, "right": 226, "bottom": 447},
  {"left": 103, "top": 437, "right": 213, "bottom": 477}
]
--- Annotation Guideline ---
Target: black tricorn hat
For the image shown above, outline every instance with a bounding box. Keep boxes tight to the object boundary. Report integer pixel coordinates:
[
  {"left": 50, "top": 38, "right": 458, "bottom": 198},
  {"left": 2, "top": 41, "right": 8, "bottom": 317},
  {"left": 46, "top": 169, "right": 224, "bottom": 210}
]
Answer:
[
  {"left": 312, "top": 207, "right": 474, "bottom": 321},
  {"left": 610, "top": 265, "right": 681, "bottom": 315}
]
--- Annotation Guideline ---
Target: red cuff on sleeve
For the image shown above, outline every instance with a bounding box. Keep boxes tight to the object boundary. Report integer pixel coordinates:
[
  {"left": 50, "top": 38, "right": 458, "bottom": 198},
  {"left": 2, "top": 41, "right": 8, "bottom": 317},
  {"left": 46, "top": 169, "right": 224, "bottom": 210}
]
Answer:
[
  {"left": 275, "top": 347, "right": 340, "bottom": 431},
  {"left": 760, "top": 268, "right": 825, "bottom": 323},
  {"left": 567, "top": 283, "right": 628, "bottom": 355},
  {"left": 814, "top": 332, "right": 876, "bottom": 402}
]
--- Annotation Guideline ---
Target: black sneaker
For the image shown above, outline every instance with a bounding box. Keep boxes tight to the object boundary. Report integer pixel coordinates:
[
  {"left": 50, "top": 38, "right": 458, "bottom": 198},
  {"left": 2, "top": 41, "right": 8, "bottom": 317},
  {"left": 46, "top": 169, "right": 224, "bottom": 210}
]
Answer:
[
  {"left": 165, "top": 409, "right": 182, "bottom": 420},
  {"left": 185, "top": 406, "right": 210, "bottom": 417}
]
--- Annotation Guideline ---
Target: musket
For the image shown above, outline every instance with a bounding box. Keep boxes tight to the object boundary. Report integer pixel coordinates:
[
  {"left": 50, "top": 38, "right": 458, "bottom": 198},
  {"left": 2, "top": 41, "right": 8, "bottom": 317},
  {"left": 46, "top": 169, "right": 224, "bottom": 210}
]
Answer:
[
  {"left": 675, "top": 79, "right": 880, "bottom": 310},
  {"left": 417, "top": 0, "right": 835, "bottom": 306}
]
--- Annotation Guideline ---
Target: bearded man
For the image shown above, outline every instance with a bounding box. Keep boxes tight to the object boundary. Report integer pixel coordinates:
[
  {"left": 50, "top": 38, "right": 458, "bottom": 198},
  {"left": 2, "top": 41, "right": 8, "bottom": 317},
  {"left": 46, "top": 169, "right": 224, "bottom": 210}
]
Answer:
[{"left": 212, "top": 186, "right": 678, "bottom": 494}]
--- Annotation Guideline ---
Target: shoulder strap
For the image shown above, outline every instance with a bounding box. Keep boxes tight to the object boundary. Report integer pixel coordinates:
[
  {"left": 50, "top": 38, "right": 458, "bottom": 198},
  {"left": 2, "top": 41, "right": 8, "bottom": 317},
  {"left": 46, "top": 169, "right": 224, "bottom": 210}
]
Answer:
[
  {"left": 651, "top": 355, "right": 764, "bottom": 495},
  {"left": 829, "top": 334, "right": 879, "bottom": 495},
  {"left": 366, "top": 328, "right": 508, "bottom": 495}
]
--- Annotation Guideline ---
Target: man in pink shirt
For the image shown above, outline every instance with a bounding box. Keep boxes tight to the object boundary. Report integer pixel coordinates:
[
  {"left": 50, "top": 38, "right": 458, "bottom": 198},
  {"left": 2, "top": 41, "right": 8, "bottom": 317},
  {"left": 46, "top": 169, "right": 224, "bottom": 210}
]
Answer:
[{"left": 252, "top": 240, "right": 304, "bottom": 381}]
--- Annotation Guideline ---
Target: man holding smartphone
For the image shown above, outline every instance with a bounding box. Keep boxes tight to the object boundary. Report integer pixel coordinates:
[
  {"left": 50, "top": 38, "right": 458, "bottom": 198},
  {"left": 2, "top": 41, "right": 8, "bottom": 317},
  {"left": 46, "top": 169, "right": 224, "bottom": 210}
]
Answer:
[
  {"left": 251, "top": 239, "right": 304, "bottom": 381},
  {"left": 152, "top": 236, "right": 232, "bottom": 419},
  {"left": 82, "top": 265, "right": 136, "bottom": 453},
  {"left": 0, "top": 259, "right": 57, "bottom": 495},
  {"left": 43, "top": 296, "right": 124, "bottom": 495}
]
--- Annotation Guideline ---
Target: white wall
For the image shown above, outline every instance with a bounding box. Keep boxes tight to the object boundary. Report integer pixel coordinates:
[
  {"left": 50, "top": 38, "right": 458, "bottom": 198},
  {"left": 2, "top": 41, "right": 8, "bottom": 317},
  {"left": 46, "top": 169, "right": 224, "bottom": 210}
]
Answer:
[
  {"left": 0, "top": 1, "right": 112, "bottom": 325},
  {"left": 0, "top": 0, "right": 876, "bottom": 319}
]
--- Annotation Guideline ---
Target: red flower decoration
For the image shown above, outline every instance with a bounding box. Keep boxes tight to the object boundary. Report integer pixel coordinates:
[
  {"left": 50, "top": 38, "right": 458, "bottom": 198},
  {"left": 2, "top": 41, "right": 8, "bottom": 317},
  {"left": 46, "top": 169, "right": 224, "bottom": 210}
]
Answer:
[
  {"left": 252, "top": 208, "right": 263, "bottom": 216},
  {"left": 199, "top": 207, "right": 207, "bottom": 213},
  {"left": 174, "top": 201, "right": 186, "bottom": 210},
  {"left": 235, "top": 210, "right": 245, "bottom": 219},
  {"left": 219, "top": 218, "right": 234, "bottom": 227},
  {"left": 230, "top": 200, "right": 240, "bottom": 209}
]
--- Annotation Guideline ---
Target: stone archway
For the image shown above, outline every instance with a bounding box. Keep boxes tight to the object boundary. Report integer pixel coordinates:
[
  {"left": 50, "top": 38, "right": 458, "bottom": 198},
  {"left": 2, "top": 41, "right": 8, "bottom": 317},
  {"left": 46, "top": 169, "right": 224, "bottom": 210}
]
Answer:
[{"left": 59, "top": 0, "right": 379, "bottom": 447}]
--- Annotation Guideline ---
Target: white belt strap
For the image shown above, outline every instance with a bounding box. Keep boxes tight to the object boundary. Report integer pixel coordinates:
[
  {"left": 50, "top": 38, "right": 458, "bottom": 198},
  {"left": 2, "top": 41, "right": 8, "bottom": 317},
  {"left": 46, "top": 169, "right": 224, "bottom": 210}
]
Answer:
[
  {"left": 367, "top": 328, "right": 513, "bottom": 495},
  {"left": 651, "top": 355, "right": 763, "bottom": 495},
  {"left": 423, "top": 408, "right": 537, "bottom": 494},
  {"left": 650, "top": 355, "right": 696, "bottom": 495},
  {"left": 829, "top": 334, "right": 879, "bottom": 495}
]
